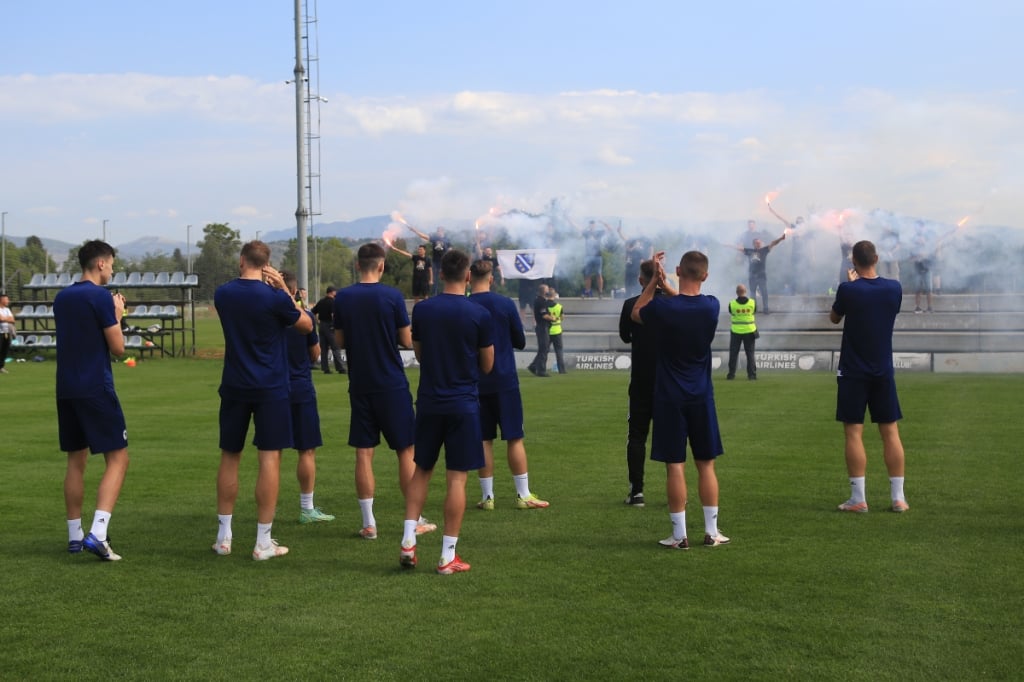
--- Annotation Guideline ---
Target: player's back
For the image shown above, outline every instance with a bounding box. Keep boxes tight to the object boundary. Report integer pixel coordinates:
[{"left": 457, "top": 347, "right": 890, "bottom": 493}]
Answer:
[
  {"left": 53, "top": 281, "right": 117, "bottom": 398},
  {"left": 469, "top": 291, "right": 524, "bottom": 393},
  {"left": 642, "top": 294, "right": 719, "bottom": 403},
  {"left": 286, "top": 310, "right": 317, "bottom": 403},
  {"left": 835, "top": 277, "right": 902, "bottom": 377},
  {"left": 334, "top": 282, "right": 409, "bottom": 394},
  {"left": 412, "top": 294, "right": 493, "bottom": 413}
]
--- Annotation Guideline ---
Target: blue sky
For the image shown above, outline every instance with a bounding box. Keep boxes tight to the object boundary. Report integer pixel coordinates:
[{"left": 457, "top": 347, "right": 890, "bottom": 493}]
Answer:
[{"left": 2, "top": 0, "right": 1022, "bottom": 244}]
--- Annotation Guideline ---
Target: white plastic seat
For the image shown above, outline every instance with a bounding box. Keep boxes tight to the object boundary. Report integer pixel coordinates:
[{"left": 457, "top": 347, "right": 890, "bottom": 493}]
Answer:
[
  {"left": 19, "top": 305, "right": 35, "bottom": 317},
  {"left": 141, "top": 272, "right": 156, "bottom": 286},
  {"left": 126, "top": 272, "right": 142, "bottom": 285},
  {"left": 27, "top": 274, "right": 44, "bottom": 287},
  {"left": 43, "top": 274, "right": 58, "bottom": 287},
  {"left": 148, "top": 305, "right": 163, "bottom": 316},
  {"left": 155, "top": 272, "right": 170, "bottom": 286},
  {"left": 131, "top": 305, "right": 148, "bottom": 316},
  {"left": 57, "top": 273, "right": 72, "bottom": 286},
  {"left": 112, "top": 272, "right": 128, "bottom": 286},
  {"left": 185, "top": 274, "right": 198, "bottom": 286},
  {"left": 163, "top": 304, "right": 179, "bottom": 317},
  {"left": 170, "top": 272, "right": 185, "bottom": 285}
]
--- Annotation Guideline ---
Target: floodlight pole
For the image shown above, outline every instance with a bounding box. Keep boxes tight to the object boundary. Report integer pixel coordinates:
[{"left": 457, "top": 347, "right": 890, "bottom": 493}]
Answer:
[
  {"left": 103, "top": 219, "right": 109, "bottom": 242},
  {"left": 293, "top": 0, "right": 310, "bottom": 294}
]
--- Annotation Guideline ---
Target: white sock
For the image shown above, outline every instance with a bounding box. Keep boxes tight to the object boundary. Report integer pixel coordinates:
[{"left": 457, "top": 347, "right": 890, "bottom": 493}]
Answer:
[
  {"left": 359, "top": 497, "right": 376, "bottom": 528},
  {"left": 217, "top": 514, "right": 233, "bottom": 543},
  {"left": 402, "top": 519, "right": 418, "bottom": 547},
  {"left": 256, "top": 522, "right": 272, "bottom": 547},
  {"left": 300, "top": 492, "right": 314, "bottom": 511},
  {"left": 703, "top": 506, "right": 719, "bottom": 537},
  {"left": 670, "top": 511, "right": 687, "bottom": 540},
  {"left": 89, "top": 510, "right": 111, "bottom": 542},
  {"left": 440, "top": 535, "right": 458, "bottom": 564},
  {"left": 513, "top": 473, "right": 531, "bottom": 499},
  {"left": 890, "top": 476, "right": 906, "bottom": 502},
  {"left": 479, "top": 476, "right": 494, "bottom": 501},
  {"left": 67, "top": 519, "right": 84, "bottom": 543},
  {"left": 849, "top": 476, "right": 866, "bottom": 504}
]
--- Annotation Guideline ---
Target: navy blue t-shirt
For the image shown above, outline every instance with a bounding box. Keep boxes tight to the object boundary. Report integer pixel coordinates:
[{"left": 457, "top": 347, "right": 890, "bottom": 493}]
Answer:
[
  {"left": 286, "top": 309, "right": 318, "bottom": 403},
  {"left": 333, "top": 282, "right": 411, "bottom": 395},
  {"left": 832, "top": 276, "right": 902, "bottom": 378},
  {"left": 639, "top": 294, "right": 720, "bottom": 403},
  {"left": 215, "top": 278, "right": 301, "bottom": 401},
  {"left": 469, "top": 291, "right": 525, "bottom": 394},
  {"left": 411, "top": 293, "right": 493, "bottom": 414},
  {"left": 53, "top": 281, "right": 120, "bottom": 399}
]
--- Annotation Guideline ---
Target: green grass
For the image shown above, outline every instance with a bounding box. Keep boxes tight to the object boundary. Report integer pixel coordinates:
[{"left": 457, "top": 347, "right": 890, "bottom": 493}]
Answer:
[{"left": 1, "top": 356, "right": 1022, "bottom": 680}]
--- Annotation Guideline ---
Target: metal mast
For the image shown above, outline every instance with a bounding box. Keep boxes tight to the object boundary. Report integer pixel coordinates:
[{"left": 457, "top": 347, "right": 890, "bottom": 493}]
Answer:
[
  {"left": 293, "top": 0, "right": 324, "bottom": 297},
  {"left": 293, "top": 0, "right": 309, "bottom": 293}
]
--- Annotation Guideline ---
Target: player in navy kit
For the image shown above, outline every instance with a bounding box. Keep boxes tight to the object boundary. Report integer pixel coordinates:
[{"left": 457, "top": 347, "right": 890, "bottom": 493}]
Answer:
[
  {"left": 213, "top": 241, "right": 313, "bottom": 561},
  {"left": 467, "top": 259, "right": 549, "bottom": 511},
  {"left": 54, "top": 240, "right": 130, "bottom": 561},
  {"left": 280, "top": 271, "right": 335, "bottom": 525},
  {"left": 830, "top": 240, "right": 908, "bottom": 513},
  {"left": 632, "top": 250, "right": 730, "bottom": 550},
  {"left": 400, "top": 249, "right": 494, "bottom": 574},
  {"left": 334, "top": 242, "right": 436, "bottom": 539}
]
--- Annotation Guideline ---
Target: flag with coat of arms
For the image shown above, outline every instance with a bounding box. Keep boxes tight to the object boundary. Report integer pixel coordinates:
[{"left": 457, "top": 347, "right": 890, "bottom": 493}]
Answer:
[{"left": 496, "top": 249, "right": 559, "bottom": 280}]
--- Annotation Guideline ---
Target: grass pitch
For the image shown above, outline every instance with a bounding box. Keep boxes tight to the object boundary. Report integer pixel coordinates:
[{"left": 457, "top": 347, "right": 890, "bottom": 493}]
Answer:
[{"left": 1, "top": 347, "right": 1021, "bottom": 680}]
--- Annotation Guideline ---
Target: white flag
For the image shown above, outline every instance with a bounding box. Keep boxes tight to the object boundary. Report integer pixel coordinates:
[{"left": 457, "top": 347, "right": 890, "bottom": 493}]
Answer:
[{"left": 496, "top": 249, "right": 558, "bottom": 280}]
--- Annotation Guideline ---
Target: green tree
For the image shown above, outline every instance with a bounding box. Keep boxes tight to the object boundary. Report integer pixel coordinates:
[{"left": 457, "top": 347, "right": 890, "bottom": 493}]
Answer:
[
  {"left": 19, "top": 236, "right": 58, "bottom": 277},
  {"left": 193, "top": 223, "right": 241, "bottom": 299},
  {"left": 279, "top": 237, "right": 356, "bottom": 296}
]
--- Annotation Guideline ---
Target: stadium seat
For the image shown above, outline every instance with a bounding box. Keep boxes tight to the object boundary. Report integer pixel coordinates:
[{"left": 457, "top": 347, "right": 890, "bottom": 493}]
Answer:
[
  {"left": 27, "top": 274, "right": 44, "bottom": 288},
  {"left": 170, "top": 271, "right": 185, "bottom": 285},
  {"left": 111, "top": 272, "right": 127, "bottom": 286},
  {"left": 43, "top": 274, "right": 58, "bottom": 287},
  {"left": 23, "top": 334, "right": 38, "bottom": 345},
  {"left": 131, "top": 305, "right": 149, "bottom": 316},
  {"left": 125, "top": 335, "right": 143, "bottom": 348},
  {"left": 155, "top": 272, "right": 170, "bottom": 286},
  {"left": 57, "top": 273, "right": 72, "bottom": 286},
  {"left": 18, "top": 305, "right": 35, "bottom": 317},
  {"left": 163, "top": 304, "right": 179, "bottom": 316},
  {"left": 185, "top": 274, "right": 198, "bottom": 286},
  {"left": 141, "top": 272, "right": 156, "bottom": 286},
  {"left": 37, "top": 334, "right": 54, "bottom": 347},
  {"left": 36, "top": 305, "right": 51, "bottom": 317},
  {"left": 127, "top": 272, "right": 142, "bottom": 285},
  {"left": 148, "top": 305, "right": 163, "bottom": 316}
]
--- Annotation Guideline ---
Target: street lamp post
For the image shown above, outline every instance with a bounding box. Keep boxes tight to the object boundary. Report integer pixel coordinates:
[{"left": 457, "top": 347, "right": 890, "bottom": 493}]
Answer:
[
  {"left": 186, "top": 224, "right": 192, "bottom": 273},
  {"left": 102, "top": 219, "right": 109, "bottom": 242}
]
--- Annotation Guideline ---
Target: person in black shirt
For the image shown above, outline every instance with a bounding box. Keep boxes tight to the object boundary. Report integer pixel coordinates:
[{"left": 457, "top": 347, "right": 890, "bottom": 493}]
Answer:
[
  {"left": 310, "top": 286, "right": 346, "bottom": 374},
  {"left": 729, "top": 233, "right": 785, "bottom": 314},
  {"left": 617, "top": 260, "right": 667, "bottom": 506},
  {"left": 526, "top": 283, "right": 553, "bottom": 377}
]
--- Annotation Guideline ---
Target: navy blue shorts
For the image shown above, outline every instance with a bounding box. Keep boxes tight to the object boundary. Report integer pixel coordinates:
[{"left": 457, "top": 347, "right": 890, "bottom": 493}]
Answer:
[
  {"left": 414, "top": 411, "right": 485, "bottom": 472},
  {"left": 651, "top": 398, "right": 723, "bottom": 463},
  {"left": 348, "top": 389, "right": 415, "bottom": 450},
  {"left": 478, "top": 389, "right": 525, "bottom": 441},
  {"left": 57, "top": 390, "right": 128, "bottom": 454},
  {"left": 836, "top": 375, "right": 903, "bottom": 424},
  {"left": 583, "top": 255, "right": 603, "bottom": 277},
  {"left": 219, "top": 397, "right": 293, "bottom": 452},
  {"left": 290, "top": 398, "right": 323, "bottom": 451}
]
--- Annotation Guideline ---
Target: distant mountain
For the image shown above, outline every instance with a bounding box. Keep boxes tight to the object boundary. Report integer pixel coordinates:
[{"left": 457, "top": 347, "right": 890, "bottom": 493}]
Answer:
[
  {"left": 260, "top": 215, "right": 393, "bottom": 243},
  {"left": 114, "top": 236, "right": 189, "bottom": 260}
]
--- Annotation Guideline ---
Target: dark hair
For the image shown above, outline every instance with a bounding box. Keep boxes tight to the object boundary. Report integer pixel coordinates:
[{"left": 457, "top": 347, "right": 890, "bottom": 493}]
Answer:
[
  {"left": 78, "top": 240, "right": 116, "bottom": 270},
  {"left": 280, "top": 270, "right": 297, "bottom": 292},
  {"left": 325, "top": 285, "right": 336, "bottom": 294},
  {"left": 240, "top": 240, "right": 270, "bottom": 268},
  {"left": 851, "top": 240, "right": 878, "bottom": 268},
  {"left": 639, "top": 259, "right": 655, "bottom": 285},
  {"left": 678, "top": 250, "right": 709, "bottom": 281},
  {"left": 357, "top": 242, "right": 387, "bottom": 272},
  {"left": 470, "top": 259, "right": 493, "bottom": 280},
  {"left": 440, "top": 249, "right": 470, "bottom": 283}
]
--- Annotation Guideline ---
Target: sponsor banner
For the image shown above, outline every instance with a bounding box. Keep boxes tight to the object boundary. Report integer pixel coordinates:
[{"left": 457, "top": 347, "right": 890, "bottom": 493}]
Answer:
[
  {"left": 497, "top": 249, "right": 558, "bottom": 280},
  {"left": 831, "top": 352, "right": 931, "bottom": 372}
]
